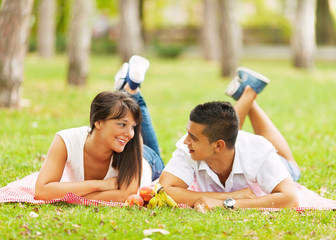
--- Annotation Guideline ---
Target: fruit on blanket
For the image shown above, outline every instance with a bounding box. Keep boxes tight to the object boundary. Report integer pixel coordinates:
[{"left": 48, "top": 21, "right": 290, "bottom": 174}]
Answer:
[
  {"left": 139, "top": 185, "right": 155, "bottom": 201},
  {"left": 125, "top": 194, "right": 144, "bottom": 206},
  {"left": 146, "top": 183, "right": 178, "bottom": 209}
]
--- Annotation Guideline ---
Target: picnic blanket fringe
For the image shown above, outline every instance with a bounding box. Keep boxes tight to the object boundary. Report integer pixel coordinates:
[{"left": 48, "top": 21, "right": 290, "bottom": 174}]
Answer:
[{"left": 1, "top": 172, "right": 335, "bottom": 211}]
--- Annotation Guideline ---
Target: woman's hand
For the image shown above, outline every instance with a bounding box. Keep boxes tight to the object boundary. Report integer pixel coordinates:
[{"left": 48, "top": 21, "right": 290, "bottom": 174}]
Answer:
[{"left": 99, "top": 177, "right": 118, "bottom": 191}]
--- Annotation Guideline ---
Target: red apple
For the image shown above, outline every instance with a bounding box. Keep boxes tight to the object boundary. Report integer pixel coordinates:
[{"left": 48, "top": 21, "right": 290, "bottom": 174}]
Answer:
[
  {"left": 125, "top": 194, "right": 144, "bottom": 206},
  {"left": 139, "top": 185, "right": 155, "bottom": 202}
]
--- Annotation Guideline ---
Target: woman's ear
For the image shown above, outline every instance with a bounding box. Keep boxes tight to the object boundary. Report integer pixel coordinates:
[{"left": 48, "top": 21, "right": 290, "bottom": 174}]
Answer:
[
  {"left": 94, "top": 120, "right": 102, "bottom": 130},
  {"left": 214, "top": 139, "right": 225, "bottom": 152}
]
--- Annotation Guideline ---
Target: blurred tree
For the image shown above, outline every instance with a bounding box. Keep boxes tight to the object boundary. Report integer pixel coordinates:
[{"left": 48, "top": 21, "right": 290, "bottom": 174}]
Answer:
[
  {"left": 219, "top": 0, "right": 242, "bottom": 77},
  {"left": 37, "top": 0, "right": 56, "bottom": 58},
  {"left": 291, "top": 0, "right": 316, "bottom": 69},
  {"left": 67, "top": 0, "right": 94, "bottom": 86},
  {"left": 0, "top": 0, "right": 34, "bottom": 108},
  {"left": 201, "top": 0, "right": 221, "bottom": 61},
  {"left": 118, "top": 0, "right": 144, "bottom": 62},
  {"left": 316, "top": 0, "right": 336, "bottom": 45}
]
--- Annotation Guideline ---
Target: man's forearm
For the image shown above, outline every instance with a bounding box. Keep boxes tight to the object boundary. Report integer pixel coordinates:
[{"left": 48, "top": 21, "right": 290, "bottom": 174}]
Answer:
[
  {"left": 235, "top": 192, "right": 298, "bottom": 209},
  {"left": 165, "top": 186, "right": 237, "bottom": 207}
]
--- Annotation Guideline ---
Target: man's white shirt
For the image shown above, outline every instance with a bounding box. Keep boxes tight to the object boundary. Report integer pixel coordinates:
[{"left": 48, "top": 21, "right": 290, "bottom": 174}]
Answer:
[{"left": 163, "top": 131, "right": 290, "bottom": 197}]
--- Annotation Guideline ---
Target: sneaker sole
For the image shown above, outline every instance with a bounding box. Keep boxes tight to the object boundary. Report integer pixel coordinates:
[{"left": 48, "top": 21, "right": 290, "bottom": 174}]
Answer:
[{"left": 237, "top": 67, "right": 270, "bottom": 84}]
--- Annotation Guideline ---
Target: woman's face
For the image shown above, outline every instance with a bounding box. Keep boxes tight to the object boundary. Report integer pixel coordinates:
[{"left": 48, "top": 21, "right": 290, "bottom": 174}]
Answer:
[{"left": 96, "top": 110, "right": 137, "bottom": 153}]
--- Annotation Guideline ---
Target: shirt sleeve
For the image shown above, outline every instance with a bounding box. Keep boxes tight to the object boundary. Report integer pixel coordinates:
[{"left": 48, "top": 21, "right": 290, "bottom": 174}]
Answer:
[
  {"left": 256, "top": 151, "right": 291, "bottom": 194},
  {"left": 163, "top": 146, "right": 195, "bottom": 187}
]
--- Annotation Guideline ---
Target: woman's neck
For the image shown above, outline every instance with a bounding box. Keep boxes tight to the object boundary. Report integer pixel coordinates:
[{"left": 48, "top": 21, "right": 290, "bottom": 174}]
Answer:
[{"left": 84, "top": 131, "right": 113, "bottom": 163}]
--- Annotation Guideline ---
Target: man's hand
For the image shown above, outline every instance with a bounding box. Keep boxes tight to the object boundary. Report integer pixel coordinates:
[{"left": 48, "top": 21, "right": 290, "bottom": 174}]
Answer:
[
  {"left": 194, "top": 196, "right": 223, "bottom": 211},
  {"left": 231, "top": 188, "right": 256, "bottom": 199}
]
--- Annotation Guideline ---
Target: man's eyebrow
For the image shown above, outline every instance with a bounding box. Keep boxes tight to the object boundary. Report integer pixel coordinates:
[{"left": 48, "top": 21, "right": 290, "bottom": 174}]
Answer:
[{"left": 187, "top": 131, "right": 198, "bottom": 140}]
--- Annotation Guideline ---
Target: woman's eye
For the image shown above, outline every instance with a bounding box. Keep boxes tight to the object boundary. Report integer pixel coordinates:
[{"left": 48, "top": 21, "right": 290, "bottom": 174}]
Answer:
[{"left": 118, "top": 123, "right": 126, "bottom": 127}]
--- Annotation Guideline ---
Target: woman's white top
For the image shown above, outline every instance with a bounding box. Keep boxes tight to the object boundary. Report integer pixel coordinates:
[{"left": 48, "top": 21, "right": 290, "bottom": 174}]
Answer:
[{"left": 57, "top": 126, "right": 151, "bottom": 187}]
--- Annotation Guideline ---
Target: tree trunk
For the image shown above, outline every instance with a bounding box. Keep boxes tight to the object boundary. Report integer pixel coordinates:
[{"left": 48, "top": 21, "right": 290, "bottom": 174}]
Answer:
[
  {"left": 219, "top": 0, "right": 242, "bottom": 77},
  {"left": 118, "top": 0, "right": 144, "bottom": 62},
  {"left": 291, "top": 0, "right": 316, "bottom": 69},
  {"left": 37, "top": 0, "right": 56, "bottom": 58},
  {"left": 316, "top": 0, "right": 336, "bottom": 45},
  {"left": 0, "top": 0, "right": 34, "bottom": 108},
  {"left": 201, "top": 0, "right": 221, "bottom": 61},
  {"left": 67, "top": 0, "right": 94, "bottom": 86}
]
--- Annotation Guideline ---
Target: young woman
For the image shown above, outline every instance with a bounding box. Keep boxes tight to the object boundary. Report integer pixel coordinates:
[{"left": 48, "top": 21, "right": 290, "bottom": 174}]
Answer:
[{"left": 35, "top": 56, "right": 164, "bottom": 202}]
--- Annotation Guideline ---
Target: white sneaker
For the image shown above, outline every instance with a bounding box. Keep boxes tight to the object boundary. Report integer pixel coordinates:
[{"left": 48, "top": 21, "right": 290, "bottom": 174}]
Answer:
[
  {"left": 114, "top": 63, "right": 129, "bottom": 90},
  {"left": 127, "top": 55, "right": 150, "bottom": 90},
  {"left": 225, "top": 75, "right": 241, "bottom": 98}
]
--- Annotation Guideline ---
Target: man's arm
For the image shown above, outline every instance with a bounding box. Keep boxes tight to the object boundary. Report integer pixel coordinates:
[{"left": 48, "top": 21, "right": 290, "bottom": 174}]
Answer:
[
  {"left": 159, "top": 172, "right": 256, "bottom": 207},
  {"left": 194, "top": 177, "right": 298, "bottom": 209}
]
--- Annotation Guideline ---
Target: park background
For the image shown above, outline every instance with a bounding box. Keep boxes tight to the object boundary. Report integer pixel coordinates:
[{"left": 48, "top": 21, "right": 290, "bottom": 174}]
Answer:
[{"left": 0, "top": 0, "right": 336, "bottom": 239}]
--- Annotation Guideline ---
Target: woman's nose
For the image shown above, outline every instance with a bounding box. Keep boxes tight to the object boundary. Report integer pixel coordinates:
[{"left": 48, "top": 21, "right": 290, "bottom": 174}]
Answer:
[{"left": 124, "top": 127, "right": 134, "bottom": 138}]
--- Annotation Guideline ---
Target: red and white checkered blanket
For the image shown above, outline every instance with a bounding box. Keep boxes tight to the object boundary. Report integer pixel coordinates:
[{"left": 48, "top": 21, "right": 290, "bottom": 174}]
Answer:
[{"left": 1, "top": 172, "right": 335, "bottom": 211}]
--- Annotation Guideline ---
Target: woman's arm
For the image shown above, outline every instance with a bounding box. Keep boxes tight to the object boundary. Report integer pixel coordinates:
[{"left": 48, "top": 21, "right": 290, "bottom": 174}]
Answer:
[
  {"left": 82, "top": 177, "right": 139, "bottom": 202},
  {"left": 35, "top": 135, "right": 115, "bottom": 200}
]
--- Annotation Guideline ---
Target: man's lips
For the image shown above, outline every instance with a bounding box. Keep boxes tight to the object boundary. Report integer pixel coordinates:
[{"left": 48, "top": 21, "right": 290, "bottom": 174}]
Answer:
[{"left": 188, "top": 149, "right": 195, "bottom": 154}]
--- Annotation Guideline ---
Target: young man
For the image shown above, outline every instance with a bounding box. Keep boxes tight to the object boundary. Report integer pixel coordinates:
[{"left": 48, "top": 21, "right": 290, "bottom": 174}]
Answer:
[{"left": 159, "top": 68, "right": 300, "bottom": 209}]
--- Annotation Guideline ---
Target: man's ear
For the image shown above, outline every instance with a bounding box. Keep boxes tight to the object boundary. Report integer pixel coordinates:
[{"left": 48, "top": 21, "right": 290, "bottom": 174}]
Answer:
[{"left": 214, "top": 139, "right": 226, "bottom": 152}]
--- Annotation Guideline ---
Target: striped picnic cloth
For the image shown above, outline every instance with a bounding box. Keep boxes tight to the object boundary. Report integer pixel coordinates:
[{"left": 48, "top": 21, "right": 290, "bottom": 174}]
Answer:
[{"left": 1, "top": 172, "right": 335, "bottom": 211}]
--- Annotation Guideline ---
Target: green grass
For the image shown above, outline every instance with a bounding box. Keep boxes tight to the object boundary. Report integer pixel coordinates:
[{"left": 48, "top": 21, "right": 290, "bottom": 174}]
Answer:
[{"left": 1, "top": 54, "right": 336, "bottom": 239}]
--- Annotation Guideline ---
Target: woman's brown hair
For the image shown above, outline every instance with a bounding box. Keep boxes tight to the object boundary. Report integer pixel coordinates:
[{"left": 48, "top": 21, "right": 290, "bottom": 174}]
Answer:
[{"left": 89, "top": 91, "right": 142, "bottom": 188}]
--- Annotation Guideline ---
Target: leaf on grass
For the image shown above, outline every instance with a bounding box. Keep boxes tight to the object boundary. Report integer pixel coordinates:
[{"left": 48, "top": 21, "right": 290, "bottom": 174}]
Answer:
[
  {"left": 110, "top": 220, "right": 116, "bottom": 225},
  {"left": 143, "top": 228, "right": 170, "bottom": 236},
  {"left": 64, "top": 228, "right": 77, "bottom": 234},
  {"left": 38, "top": 154, "right": 46, "bottom": 162},
  {"left": 56, "top": 209, "right": 63, "bottom": 215},
  {"left": 20, "top": 224, "right": 31, "bottom": 236},
  {"left": 72, "top": 224, "right": 81, "bottom": 229},
  {"left": 319, "top": 186, "right": 328, "bottom": 196},
  {"left": 18, "top": 203, "right": 26, "bottom": 208},
  {"left": 33, "top": 207, "right": 39, "bottom": 213},
  {"left": 29, "top": 212, "right": 39, "bottom": 218},
  {"left": 150, "top": 211, "right": 157, "bottom": 217}
]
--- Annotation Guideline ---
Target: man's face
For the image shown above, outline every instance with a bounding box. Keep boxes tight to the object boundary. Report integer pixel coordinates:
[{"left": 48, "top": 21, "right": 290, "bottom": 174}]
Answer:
[{"left": 183, "top": 120, "right": 216, "bottom": 161}]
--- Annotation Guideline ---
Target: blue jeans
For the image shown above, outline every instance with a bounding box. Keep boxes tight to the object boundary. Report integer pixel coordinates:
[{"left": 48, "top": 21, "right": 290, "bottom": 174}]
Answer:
[
  {"left": 278, "top": 154, "right": 301, "bottom": 182},
  {"left": 131, "top": 92, "right": 164, "bottom": 180}
]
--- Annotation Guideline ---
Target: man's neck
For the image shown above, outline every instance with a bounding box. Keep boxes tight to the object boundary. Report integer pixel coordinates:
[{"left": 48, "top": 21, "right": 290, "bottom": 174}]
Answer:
[{"left": 206, "top": 148, "right": 235, "bottom": 186}]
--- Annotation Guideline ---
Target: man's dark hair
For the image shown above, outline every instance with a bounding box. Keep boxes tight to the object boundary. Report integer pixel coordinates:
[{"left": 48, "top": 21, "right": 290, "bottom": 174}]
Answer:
[{"left": 189, "top": 101, "right": 239, "bottom": 149}]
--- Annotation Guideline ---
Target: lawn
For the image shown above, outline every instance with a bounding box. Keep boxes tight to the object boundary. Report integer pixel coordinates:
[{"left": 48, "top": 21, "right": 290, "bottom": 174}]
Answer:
[{"left": 0, "top": 53, "right": 335, "bottom": 239}]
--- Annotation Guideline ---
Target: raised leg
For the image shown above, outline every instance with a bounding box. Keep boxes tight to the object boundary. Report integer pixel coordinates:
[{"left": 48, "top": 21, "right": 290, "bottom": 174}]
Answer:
[{"left": 234, "top": 86, "right": 298, "bottom": 168}]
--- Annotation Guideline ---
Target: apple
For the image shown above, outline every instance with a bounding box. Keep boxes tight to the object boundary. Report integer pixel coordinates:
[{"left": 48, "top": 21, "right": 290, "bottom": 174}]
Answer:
[
  {"left": 125, "top": 194, "right": 144, "bottom": 206},
  {"left": 139, "top": 185, "right": 155, "bottom": 202}
]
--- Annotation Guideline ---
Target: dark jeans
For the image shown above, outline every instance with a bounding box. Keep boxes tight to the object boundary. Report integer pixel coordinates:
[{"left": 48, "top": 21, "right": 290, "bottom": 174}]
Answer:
[{"left": 131, "top": 92, "right": 164, "bottom": 180}]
